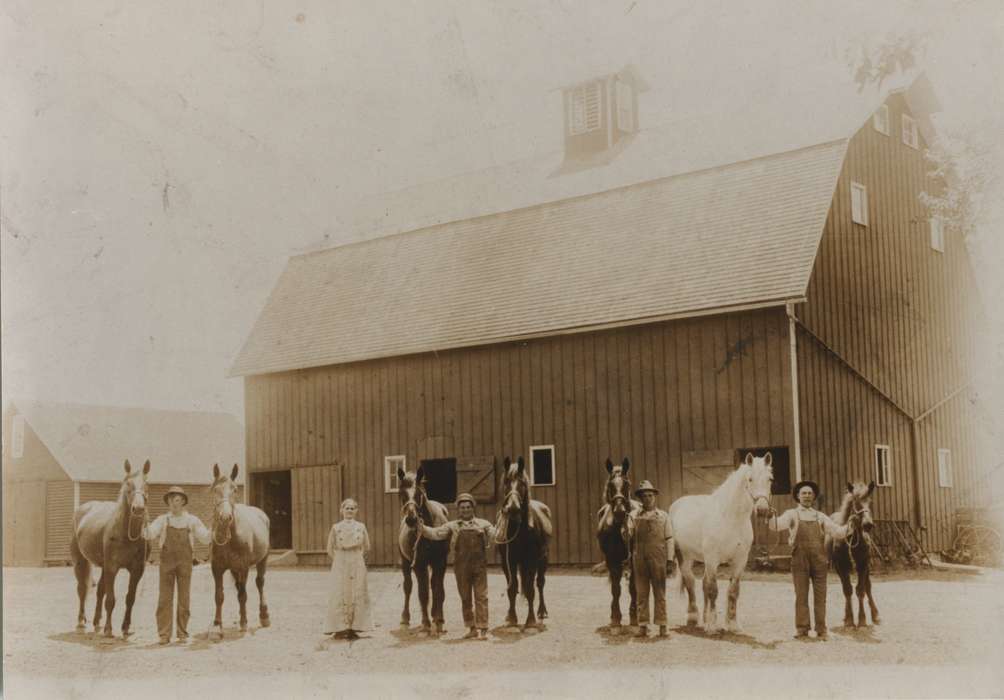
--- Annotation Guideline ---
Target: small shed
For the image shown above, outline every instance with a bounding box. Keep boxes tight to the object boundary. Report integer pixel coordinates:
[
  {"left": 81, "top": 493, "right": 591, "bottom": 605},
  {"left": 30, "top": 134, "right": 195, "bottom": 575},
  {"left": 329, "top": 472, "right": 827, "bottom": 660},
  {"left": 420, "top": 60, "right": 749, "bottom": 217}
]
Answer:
[{"left": 2, "top": 400, "right": 245, "bottom": 566}]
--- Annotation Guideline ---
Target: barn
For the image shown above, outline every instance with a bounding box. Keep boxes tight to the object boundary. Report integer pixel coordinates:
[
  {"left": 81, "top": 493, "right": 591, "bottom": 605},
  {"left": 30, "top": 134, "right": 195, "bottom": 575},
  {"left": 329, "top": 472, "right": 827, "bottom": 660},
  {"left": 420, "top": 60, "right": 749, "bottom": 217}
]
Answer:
[
  {"left": 1, "top": 400, "right": 245, "bottom": 566},
  {"left": 230, "top": 69, "right": 991, "bottom": 567}
]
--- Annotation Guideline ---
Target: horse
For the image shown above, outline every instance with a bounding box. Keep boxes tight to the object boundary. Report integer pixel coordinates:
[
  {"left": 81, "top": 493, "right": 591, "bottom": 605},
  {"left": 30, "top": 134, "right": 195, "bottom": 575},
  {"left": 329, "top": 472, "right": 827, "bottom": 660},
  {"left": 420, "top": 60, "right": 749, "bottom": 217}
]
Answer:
[
  {"left": 397, "top": 466, "right": 450, "bottom": 636},
  {"left": 70, "top": 459, "right": 151, "bottom": 637},
  {"left": 496, "top": 456, "right": 552, "bottom": 630},
  {"left": 596, "top": 457, "right": 640, "bottom": 631},
  {"left": 827, "top": 480, "right": 880, "bottom": 627},
  {"left": 208, "top": 463, "right": 271, "bottom": 637},
  {"left": 669, "top": 452, "right": 773, "bottom": 634}
]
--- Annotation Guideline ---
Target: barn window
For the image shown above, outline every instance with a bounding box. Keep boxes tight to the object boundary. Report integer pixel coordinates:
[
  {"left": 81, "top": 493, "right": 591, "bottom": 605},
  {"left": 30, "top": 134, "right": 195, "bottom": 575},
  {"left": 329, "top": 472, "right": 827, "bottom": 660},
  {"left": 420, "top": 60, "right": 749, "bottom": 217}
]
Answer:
[
  {"left": 930, "top": 217, "right": 945, "bottom": 252},
  {"left": 873, "top": 104, "right": 889, "bottom": 135},
  {"left": 851, "top": 182, "right": 868, "bottom": 226},
  {"left": 937, "top": 448, "right": 953, "bottom": 488},
  {"left": 567, "top": 81, "right": 602, "bottom": 136},
  {"left": 902, "top": 114, "right": 919, "bottom": 149},
  {"left": 875, "top": 445, "right": 892, "bottom": 486},
  {"left": 11, "top": 414, "right": 25, "bottom": 458},
  {"left": 420, "top": 458, "right": 457, "bottom": 504},
  {"left": 384, "top": 455, "right": 406, "bottom": 493},
  {"left": 735, "top": 446, "right": 790, "bottom": 496},
  {"left": 529, "top": 445, "right": 555, "bottom": 486},
  {"left": 616, "top": 79, "right": 635, "bottom": 132}
]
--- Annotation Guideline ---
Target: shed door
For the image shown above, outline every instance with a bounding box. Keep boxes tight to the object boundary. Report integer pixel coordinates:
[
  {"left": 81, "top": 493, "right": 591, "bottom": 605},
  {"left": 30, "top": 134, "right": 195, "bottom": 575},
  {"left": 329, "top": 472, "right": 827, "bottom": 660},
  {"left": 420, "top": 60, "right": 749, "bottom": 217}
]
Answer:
[
  {"left": 457, "top": 456, "right": 496, "bottom": 504},
  {"left": 682, "top": 449, "right": 736, "bottom": 496},
  {"left": 251, "top": 471, "right": 293, "bottom": 550}
]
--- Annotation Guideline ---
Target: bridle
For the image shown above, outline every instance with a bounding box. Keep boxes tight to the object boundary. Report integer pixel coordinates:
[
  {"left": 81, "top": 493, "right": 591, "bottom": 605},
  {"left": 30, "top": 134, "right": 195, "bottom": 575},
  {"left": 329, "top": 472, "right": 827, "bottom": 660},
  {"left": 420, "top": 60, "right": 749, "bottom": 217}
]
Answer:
[
  {"left": 212, "top": 479, "right": 235, "bottom": 546},
  {"left": 124, "top": 479, "right": 149, "bottom": 542},
  {"left": 846, "top": 503, "right": 871, "bottom": 549},
  {"left": 494, "top": 478, "right": 526, "bottom": 546}
]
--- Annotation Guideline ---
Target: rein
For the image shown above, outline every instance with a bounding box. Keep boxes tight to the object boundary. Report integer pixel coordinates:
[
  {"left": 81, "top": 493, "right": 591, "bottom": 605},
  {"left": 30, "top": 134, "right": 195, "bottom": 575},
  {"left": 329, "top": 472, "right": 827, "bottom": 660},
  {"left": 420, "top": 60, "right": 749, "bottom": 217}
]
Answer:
[
  {"left": 493, "top": 510, "right": 520, "bottom": 545},
  {"left": 845, "top": 505, "right": 869, "bottom": 549},
  {"left": 126, "top": 509, "right": 148, "bottom": 542},
  {"left": 213, "top": 513, "right": 233, "bottom": 546}
]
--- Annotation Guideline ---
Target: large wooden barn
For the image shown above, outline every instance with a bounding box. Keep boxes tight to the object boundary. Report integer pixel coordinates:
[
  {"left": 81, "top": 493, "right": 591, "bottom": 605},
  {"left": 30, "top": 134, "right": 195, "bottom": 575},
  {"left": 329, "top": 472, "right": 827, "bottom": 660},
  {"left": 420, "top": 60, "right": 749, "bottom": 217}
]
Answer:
[
  {"left": 1, "top": 400, "right": 245, "bottom": 566},
  {"left": 230, "top": 70, "right": 989, "bottom": 567}
]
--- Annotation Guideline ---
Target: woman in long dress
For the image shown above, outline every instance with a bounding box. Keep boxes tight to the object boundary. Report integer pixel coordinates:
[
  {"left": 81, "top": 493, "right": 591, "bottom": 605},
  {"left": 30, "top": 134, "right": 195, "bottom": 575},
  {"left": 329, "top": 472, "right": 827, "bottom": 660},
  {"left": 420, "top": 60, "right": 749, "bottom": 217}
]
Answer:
[{"left": 324, "top": 498, "right": 373, "bottom": 639}]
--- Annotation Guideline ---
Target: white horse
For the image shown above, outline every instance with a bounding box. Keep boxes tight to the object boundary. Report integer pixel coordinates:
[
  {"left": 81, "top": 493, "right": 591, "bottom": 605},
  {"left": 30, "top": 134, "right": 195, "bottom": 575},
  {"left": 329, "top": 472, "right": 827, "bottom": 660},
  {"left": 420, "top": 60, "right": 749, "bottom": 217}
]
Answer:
[{"left": 669, "top": 453, "right": 773, "bottom": 633}]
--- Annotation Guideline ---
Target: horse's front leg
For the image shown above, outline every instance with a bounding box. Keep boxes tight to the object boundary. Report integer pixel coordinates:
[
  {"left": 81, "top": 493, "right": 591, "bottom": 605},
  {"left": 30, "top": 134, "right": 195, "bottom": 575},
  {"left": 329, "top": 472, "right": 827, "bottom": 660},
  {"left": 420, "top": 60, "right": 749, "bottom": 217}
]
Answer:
[
  {"left": 679, "top": 559, "right": 698, "bottom": 627},
  {"left": 92, "top": 569, "right": 107, "bottom": 633},
  {"left": 702, "top": 560, "right": 720, "bottom": 634},
  {"left": 521, "top": 562, "right": 538, "bottom": 630},
  {"left": 503, "top": 549, "right": 519, "bottom": 627},
  {"left": 211, "top": 563, "right": 226, "bottom": 640},
  {"left": 400, "top": 559, "right": 413, "bottom": 627},
  {"left": 415, "top": 563, "right": 432, "bottom": 633},
  {"left": 627, "top": 563, "right": 638, "bottom": 627},
  {"left": 608, "top": 566, "right": 623, "bottom": 628},
  {"left": 725, "top": 567, "right": 742, "bottom": 634},
  {"left": 536, "top": 555, "right": 548, "bottom": 621},
  {"left": 121, "top": 565, "right": 144, "bottom": 637},
  {"left": 863, "top": 564, "right": 880, "bottom": 625},
  {"left": 101, "top": 567, "right": 119, "bottom": 637},
  {"left": 256, "top": 559, "right": 270, "bottom": 627},
  {"left": 431, "top": 556, "right": 447, "bottom": 635},
  {"left": 234, "top": 569, "right": 249, "bottom": 631}
]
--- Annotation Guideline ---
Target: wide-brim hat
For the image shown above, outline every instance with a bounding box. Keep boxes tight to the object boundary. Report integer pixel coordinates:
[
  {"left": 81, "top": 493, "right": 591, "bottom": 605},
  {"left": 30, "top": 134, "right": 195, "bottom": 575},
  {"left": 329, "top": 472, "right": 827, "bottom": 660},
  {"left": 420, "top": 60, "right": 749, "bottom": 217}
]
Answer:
[
  {"left": 163, "top": 485, "right": 188, "bottom": 505},
  {"left": 455, "top": 492, "right": 476, "bottom": 507},
  {"left": 792, "top": 480, "right": 820, "bottom": 500},
  {"left": 634, "top": 480, "right": 659, "bottom": 497}
]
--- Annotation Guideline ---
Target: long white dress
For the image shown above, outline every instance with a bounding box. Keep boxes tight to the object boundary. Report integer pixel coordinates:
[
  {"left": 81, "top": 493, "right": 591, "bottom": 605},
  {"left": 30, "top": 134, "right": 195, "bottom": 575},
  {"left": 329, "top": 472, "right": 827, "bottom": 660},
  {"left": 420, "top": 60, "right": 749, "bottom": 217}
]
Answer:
[{"left": 323, "top": 519, "right": 373, "bottom": 634}]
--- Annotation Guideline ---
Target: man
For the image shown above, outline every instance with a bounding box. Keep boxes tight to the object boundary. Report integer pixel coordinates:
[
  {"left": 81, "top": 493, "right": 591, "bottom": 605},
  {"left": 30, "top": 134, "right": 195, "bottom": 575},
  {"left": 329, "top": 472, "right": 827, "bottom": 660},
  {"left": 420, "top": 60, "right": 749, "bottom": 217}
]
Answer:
[
  {"left": 418, "top": 493, "right": 497, "bottom": 640},
  {"left": 769, "top": 480, "right": 856, "bottom": 640},
  {"left": 145, "top": 486, "right": 212, "bottom": 644},
  {"left": 632, "top": 480, "right": 674, "bottom": 638}
]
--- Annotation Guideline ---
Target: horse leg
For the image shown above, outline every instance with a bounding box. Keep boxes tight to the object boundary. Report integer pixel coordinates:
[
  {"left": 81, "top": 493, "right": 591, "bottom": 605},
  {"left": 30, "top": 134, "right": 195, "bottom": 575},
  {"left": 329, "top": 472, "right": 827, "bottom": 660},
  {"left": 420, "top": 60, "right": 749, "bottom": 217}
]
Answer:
[
  {"left": 725, "top": 568, "right": 742, "bottom": 634},
  {"left": 431, "top": 556, "right": 447, "bottom": 635},
  {"left": 536, "top": 555, "right": 548, "bottom": 621},
  {"left": 211, "top": 563, "right": 226, "bottom": 640},
  {"left": 522, "top": 561, "right": 538, "bottom": 630},
  {"left": 862, "top": 559, "right": 880, "bottom": 625},
  {"left": 835, "top": 548, "right": 854, "bottom": 627},
  {"left": 256, "top": 559, "right": 270, "bottom": 627},
  {"left": 400, "top": 559, "right": 413, "bottom": 627},
  {"left": 504, "top": 550, "right": 519, "bottom": 627},
  {"left": 121, "top": 566, "right": 143, "bottom": 637},
  {"left": 627, "top": 564, "right": 638, "bottom": 627},
  {"left": 702, "top": 561, "right": 720, "bottom": 634},
  {"left": 415, "top": 563, "right": 432, "bottom": 633},
  {"left": 235, "top": 569, "right": 249, "bottom": 631},
  {"left": 101, "top": 567, "right": 118, "bottom": 637},
  {"left": 609, "top": 565, "right": 623, "bottom": 629},
  {"left": 73, "top": 547, "right": 91, "bottom": 631},
  {"left": 92, "top": 569, "right": 107, "bottom": 633},
  {"left": 679, "top": 559, "right": 698, "bottom": 627}
]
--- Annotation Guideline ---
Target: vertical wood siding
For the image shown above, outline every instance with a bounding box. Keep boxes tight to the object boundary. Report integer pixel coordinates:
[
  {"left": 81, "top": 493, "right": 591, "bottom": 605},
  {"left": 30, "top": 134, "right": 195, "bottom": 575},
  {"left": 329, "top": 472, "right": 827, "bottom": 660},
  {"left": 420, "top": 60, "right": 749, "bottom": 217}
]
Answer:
[
  {"left": 797, "top": 94, "right": 984, "bottom": 549},
  {"left": 45, "top": 481, "right": 75, "bottom": 561},
  {"left": 245, "top": 308, "right": 793, "bottom": 565}
]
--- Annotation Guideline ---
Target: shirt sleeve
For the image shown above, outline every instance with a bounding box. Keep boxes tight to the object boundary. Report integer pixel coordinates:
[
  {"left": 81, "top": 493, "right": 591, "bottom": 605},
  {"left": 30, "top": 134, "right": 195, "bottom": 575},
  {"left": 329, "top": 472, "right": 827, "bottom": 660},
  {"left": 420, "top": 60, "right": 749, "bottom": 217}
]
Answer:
[
  {"left": 326, "top": 525, "right": 337, "bottom": 558},
  {"left": 818, "top": 512, "right": 850, "bottom": 539},
  {"left": 189, "top": 515, "right": 213, "bottom": 545},
  {"left": 769, "top": 509, "right": 794, "bottom": 531},
  {"left": 662, "top": 512, "right": 674, "bottom": 540},
  {"left": 146, "top": 514, "right": 166, "bottom": 541},
  {"left": 420, "top": 522, "right": 454, "bottom": 541}
]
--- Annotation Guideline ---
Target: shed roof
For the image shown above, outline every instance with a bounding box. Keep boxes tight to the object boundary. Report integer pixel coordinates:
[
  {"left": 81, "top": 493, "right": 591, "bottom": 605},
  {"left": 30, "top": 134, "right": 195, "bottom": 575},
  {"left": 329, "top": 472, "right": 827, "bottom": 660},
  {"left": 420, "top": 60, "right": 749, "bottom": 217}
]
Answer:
[{"left": 11, "top": 400, "right": 244, "bottom": 484}]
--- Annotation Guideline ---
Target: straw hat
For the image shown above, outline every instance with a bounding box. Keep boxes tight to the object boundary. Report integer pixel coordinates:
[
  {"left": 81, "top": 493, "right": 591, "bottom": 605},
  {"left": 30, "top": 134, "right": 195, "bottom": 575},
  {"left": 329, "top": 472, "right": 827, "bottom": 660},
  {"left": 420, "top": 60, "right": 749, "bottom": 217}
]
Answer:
[
  {"left": 163, "top": 485, "right": 189, "bottom": 506},
  {"left": 634, "top": 480, "right": 659, "bottom": 496}
]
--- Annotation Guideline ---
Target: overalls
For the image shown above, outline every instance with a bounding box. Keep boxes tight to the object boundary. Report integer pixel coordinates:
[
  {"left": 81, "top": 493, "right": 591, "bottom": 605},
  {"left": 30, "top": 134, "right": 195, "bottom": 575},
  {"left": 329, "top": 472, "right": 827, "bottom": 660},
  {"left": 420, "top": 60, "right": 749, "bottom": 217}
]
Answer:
[
  {"left": 633, "top": 513, "right": 668, "bottom": 626},
  {"left": 454, "top": 526, "right": 489, "bottom": 629},
  {"left": 157, "top": 523, "right": 194, "bottom": 640},
  {"left": 791, "top": 513, "right": 828, "bottom": 634}
]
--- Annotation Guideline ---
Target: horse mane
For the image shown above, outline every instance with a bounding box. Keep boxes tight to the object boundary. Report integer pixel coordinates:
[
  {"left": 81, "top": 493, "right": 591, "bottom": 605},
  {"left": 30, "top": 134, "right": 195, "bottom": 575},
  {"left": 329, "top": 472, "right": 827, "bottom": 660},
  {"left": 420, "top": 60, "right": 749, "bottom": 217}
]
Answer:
[{"left": 711, "top": 462, "right": 750, "bottom": 504}]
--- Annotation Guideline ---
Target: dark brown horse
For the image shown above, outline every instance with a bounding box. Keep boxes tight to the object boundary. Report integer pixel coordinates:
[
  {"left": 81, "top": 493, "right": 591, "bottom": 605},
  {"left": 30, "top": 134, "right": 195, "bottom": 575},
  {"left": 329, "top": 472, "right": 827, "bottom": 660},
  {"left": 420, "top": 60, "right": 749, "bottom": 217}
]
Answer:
[
  {"left": 596, "top": 458, "right": 639, "bottom": 631},
  {"left": 397, "top": 466, "right": 450, "bottom": 636},
  {"left": 827, "top": 480, "right": 880, "bottom": 627},
  {"left": 70, "top": 459, "right": 151, "bottom": 637},
  {"left": 497, "top": 456, "right": 551, "bottom": 630},
  {"left": 209, "top": 464, "right": 271, "bottom": 638}
]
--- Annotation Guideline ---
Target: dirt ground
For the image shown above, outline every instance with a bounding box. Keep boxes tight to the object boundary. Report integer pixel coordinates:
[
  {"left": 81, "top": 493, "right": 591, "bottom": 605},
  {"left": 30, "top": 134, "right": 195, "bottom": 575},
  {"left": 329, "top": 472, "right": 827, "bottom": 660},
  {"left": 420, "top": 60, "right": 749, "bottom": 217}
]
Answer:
[{"left": 3, "top": 564, "right": 1003, "bottom": 699}]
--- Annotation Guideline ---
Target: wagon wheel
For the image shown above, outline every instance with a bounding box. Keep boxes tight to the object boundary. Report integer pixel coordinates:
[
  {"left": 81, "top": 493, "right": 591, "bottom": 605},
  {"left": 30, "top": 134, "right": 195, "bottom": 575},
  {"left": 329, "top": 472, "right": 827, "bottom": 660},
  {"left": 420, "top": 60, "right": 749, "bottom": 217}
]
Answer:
[{"left": 953, "top": 525, "right": 1003, "bottom": 568}]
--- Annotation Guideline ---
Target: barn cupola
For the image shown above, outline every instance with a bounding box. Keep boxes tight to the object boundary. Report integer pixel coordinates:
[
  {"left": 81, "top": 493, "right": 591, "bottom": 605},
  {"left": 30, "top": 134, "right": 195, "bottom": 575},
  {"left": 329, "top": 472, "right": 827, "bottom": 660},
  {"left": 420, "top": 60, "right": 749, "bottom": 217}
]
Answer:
[{"left": 560, "top": 65, "right": 649, "bottom": 167}]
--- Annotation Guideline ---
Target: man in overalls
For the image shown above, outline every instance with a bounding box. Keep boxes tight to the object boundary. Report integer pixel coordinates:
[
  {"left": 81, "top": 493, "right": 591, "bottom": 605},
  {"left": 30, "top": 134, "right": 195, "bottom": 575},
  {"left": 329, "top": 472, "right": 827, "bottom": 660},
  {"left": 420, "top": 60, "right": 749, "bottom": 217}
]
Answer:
[
  {"left": 419, "top": 493, "right": 497, "bottom": 641},
  {"left": 145, "top": 486, "right": 212, "bottom": 644},
  {"left": 769, "top": 480, "right": 855, "bottom": 640},
  {"left": 633, "top": 480, "right": 674, "bottom": 638}
]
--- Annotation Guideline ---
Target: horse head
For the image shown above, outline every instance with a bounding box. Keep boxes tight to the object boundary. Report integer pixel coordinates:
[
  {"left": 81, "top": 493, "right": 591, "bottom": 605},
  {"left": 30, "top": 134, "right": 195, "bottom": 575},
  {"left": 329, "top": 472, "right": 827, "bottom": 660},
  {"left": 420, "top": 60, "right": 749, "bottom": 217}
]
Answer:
[
  {"left": 846, "top": 480, "right": 876, "bottom": 534},
  {"left": 742, "top": 452, "right": 773, "bottom": 516},
  {"left": 121, "top": 459, "right": 151, "bottom": 515},
  {"left": 211, "top": 463, "right": 240, "bottom": 532},
  {"left": 604, "top": 457, "right": 632, "bottom": 523},
  {"left": 502, "top": 456, "right": 529, "bottom": 521},
  {"left": 398, "top": 466, "right": 427, "bottom": 528}
]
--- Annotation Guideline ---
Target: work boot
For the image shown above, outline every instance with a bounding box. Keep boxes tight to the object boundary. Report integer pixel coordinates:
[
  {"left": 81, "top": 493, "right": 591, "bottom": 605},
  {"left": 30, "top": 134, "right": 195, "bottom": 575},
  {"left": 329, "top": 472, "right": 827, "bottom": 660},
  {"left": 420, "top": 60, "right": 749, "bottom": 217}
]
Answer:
[
  {"left": 793, "top": 629, "right": 809, "bottom": 640},
  {"left": 463, "top": 627, "right": 478, "bottom": 640},
  {"left": 659, "top": 625, "right": 668, "bottom": 637},
  {"left": 635, "top": 625, "right": 648, "bottom": 638},
  {"left": 816, "top": 630, "right": 828, "bottom": 641},
  {"left": 477, "top": 628, "right": 488, "bottom": 641}
]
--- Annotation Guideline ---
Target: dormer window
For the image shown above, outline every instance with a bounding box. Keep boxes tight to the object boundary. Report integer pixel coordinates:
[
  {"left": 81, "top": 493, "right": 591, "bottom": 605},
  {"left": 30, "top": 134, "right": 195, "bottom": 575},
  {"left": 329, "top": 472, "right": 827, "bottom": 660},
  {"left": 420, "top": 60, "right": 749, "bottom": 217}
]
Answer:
[
  {"left": 873, "top": 104, "right": 889, "bottom": 135},
  {"left": 567, "top": 82, "right": 602, "bottom": 136},
  {"left": 902, "top": 114, "right": 919, "bottom": 149}
]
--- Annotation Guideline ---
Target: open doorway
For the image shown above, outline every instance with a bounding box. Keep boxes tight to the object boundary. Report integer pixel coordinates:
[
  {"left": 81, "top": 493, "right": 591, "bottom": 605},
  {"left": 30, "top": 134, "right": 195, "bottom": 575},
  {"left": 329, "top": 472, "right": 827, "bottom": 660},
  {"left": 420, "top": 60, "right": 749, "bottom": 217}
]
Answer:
[
  {"left": 251, "top": 470, "right": 292, "bottom": 550},
  {"left": 419, "top": 458, "right": 458, "bottom": 504}
]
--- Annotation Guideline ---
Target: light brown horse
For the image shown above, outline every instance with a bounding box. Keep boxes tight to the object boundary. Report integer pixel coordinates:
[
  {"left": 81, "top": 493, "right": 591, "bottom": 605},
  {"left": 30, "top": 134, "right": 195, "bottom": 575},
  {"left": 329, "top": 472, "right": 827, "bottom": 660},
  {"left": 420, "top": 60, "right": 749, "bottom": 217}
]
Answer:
[
  {"left": 70, "top": 459, "right": 151, "bottom": 637},
  {"left": 208, "top": 463, "right": 271, "bottom": 638}
]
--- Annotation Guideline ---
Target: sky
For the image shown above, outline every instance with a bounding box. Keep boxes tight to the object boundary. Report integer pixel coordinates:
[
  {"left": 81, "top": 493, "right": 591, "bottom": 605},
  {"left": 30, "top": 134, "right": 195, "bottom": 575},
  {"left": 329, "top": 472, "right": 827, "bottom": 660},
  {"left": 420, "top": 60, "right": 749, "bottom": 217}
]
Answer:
[{"left": 2, "top": 0, "right": 1002, "bottom": 425}]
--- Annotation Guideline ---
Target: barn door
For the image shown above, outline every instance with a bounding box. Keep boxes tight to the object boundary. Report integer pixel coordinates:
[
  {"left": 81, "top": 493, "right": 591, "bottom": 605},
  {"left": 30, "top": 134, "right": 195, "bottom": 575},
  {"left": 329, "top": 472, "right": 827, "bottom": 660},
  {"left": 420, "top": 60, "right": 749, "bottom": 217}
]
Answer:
[
  {"left": 682, "top": 449, "right": 736, "bottom": 496},
  {"left": 456, "top": 456, "right": 497, "bottom": 505},
  {"left": 291, "top": 465, "right": 342, "bottom": 554}
]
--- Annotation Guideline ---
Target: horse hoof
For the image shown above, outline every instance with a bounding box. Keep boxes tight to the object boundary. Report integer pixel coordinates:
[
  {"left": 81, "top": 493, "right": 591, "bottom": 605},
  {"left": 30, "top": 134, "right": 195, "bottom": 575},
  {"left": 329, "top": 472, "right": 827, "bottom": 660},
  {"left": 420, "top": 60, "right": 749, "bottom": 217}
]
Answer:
[
  {"left": 76, "top": 623, "right": 86, "bottom": 632},
  {"left": 873, "top": 616, "right": 882, "bottom": 626},
  {"left": 103, "top": 630, "right": 114, "bottom": 638},
  {"left": 122, "top": 629, "right": 133, "bottom": 637},
  {"left": 260, "top": 617, "right": 271, "bottom": 628}
]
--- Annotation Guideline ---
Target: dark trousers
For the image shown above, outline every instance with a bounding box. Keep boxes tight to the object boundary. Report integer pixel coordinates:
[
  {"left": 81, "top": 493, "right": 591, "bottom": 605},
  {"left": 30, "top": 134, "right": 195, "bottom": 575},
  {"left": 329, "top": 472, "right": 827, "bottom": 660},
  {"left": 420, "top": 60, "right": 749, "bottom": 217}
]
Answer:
[
  {"left": 633, "top": 555, "right": 667, "bottom": 626},
  {"left": 158, "top": 526, "right": 193, "bottom": 640},
  {"left": 791, "top": 546, "right": 828, "bottom": 633},
  {"left": 455, "top": 565, "right": 489, "bottom": 629}
]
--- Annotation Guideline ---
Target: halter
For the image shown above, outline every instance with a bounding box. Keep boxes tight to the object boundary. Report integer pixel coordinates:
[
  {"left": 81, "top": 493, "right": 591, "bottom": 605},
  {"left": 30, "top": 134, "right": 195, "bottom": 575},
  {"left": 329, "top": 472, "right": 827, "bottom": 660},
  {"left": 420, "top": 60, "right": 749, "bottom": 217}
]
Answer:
[
  {"left": 212, "top": 484, "right": 235, "bottom": 546},
  {"left": 126, "top": 507, "right": 148, "bottom": 542},
  {"left": 845, "top": 504, "right": 870, "bottom": 549},
  {"left": 745, "top": 480, "right": 771, "bottom": 511}
]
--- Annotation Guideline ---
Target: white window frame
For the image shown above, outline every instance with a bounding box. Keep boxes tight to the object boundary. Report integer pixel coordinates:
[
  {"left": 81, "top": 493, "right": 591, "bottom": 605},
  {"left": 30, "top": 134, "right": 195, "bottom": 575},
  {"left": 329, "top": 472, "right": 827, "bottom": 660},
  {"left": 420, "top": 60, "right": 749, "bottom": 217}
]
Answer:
[
  {"left": 11, "top": 414, "right": 25, "bottom": 458},
  {"left": 851, "top": 182, "right": 869, "bottom": 226},
  {"left": 568, "top": 82, "right": 602, "bottom": 136},
  {"left": 929, "top": 216, "right": 945, "bottom": 253},
  {"left": 902, "top": 113, "right": 919, "bottom": 149},
  {"left": 937, "top": 448, "right": 953, "bottom": 488},
  {"left": 616, "top": 79, "right": 634, "bottom": 132},
  {"left": 873, "top": 104, "right": 889, "bottom": 135},
  {"left": 528, "top": 444, "right": 556, "bottom": 486},
  {"left": 384, "top": 455, "right": 406, "bottom": 494},
  {"left": 875, "top": 444, "right": 892, "bottom": 487}
]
